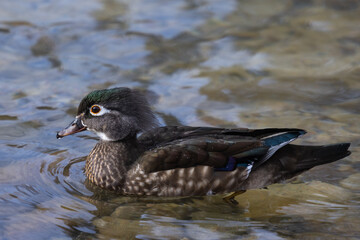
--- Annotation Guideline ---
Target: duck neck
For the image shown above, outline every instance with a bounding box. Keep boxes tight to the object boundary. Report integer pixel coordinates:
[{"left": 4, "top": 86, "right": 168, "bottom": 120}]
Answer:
[{"left": 85, "top": 137, "right": 140, "bottom": 191}]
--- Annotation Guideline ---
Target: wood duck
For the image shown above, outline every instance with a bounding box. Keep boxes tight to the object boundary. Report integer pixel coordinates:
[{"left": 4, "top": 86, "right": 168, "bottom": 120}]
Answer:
[{"left": 57, "top": 87, "right": 351, "bottom": 203}]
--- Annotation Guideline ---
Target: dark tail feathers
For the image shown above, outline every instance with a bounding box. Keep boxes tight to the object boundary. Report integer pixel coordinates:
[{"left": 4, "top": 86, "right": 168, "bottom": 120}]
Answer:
[
  {"left": 238, "top": 143, "right": 350, "bottom": 190},
  {"left": 279, "top": 143, "right": 351, "bottom": 172}
]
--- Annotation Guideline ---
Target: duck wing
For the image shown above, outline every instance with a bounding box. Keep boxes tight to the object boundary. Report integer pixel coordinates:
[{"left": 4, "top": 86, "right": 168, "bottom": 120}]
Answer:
[
  {"left": 138, "top": 126, "right": 305, "bottom": 150},
  {"left": 136, "top": 127, "right": 306, "bottom": 173}
]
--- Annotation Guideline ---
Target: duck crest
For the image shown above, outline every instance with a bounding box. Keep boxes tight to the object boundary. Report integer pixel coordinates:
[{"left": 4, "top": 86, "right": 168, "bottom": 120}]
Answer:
[{"left": 77, "top": 88, "right": 121, "bottom": 115}]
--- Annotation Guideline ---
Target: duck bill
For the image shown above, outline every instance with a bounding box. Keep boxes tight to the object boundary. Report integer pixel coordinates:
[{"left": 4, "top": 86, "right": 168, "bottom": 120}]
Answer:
[{"left": 56, "top": 117, "right": 87, "bottom": 139}]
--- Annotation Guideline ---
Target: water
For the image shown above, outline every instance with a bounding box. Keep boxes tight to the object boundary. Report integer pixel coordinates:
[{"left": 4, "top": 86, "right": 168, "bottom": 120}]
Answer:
[{"left": 0, "top": 0, "right": 360, "bottom": 239}]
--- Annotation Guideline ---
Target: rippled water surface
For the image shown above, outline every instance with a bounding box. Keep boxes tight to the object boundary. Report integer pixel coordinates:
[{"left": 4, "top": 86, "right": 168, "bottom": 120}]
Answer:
[{"left": 1, "top": 0, "right": 360, "bottom": 239}]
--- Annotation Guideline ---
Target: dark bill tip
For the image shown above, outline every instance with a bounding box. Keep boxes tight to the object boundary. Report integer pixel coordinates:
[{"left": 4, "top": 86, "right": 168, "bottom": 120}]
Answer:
[{"left": 56, "top": 132, "right": 64, "bottom": 139}]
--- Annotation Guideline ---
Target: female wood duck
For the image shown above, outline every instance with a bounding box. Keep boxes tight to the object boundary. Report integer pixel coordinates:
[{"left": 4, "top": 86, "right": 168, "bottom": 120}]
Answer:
[{"left": 57, "top": 87, "right": 351, "bottom": 203}]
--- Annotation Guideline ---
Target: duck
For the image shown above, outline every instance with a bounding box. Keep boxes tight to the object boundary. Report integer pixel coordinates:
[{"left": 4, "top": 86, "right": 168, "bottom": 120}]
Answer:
[{"left": 57, "top": 87, "right": 351, "bottom": 203}]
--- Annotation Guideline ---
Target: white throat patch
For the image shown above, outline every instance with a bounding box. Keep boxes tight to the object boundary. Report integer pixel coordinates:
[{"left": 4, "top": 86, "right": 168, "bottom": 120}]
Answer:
[{"left": 95, "top": 131, "right": 114, "bottom": 141}]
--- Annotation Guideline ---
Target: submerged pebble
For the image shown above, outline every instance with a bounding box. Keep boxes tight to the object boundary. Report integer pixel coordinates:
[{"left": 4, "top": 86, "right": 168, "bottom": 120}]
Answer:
[
  {"left": 340, "top": 173, "right": 360, "bottom": 190},
  {"left": 31, "top": 36, "right": 54, "bottom": 56}
]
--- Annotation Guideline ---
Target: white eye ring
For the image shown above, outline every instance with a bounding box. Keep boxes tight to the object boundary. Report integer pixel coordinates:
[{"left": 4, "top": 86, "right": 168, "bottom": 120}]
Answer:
[{"left": 90, "top": 104, "right": 111, "bottom": 116}]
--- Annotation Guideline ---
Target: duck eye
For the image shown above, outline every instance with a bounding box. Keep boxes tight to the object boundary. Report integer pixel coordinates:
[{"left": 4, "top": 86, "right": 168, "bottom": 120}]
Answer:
[{"left": 90, "top": 105, "right": 101, "bottom": 115}]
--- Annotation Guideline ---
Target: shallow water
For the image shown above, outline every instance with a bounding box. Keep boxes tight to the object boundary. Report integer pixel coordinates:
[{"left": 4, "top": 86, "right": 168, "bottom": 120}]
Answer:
[{"left": 0, "top": 0, "right": 360, "bottom": 239}]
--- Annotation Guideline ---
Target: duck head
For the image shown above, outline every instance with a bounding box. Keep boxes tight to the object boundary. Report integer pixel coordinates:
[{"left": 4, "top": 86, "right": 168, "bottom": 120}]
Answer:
[{"left": 57, "top": 87, "right": 158, "bottom": 141}]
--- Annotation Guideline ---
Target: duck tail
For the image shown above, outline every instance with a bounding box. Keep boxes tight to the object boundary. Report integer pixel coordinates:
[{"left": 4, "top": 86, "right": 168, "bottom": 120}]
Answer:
[
  {"left": 238, "top": 143, "right": 351, "bottom": 190},
  {"left": 283, "top": 143, "right": 351, "bottom": 172}
]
